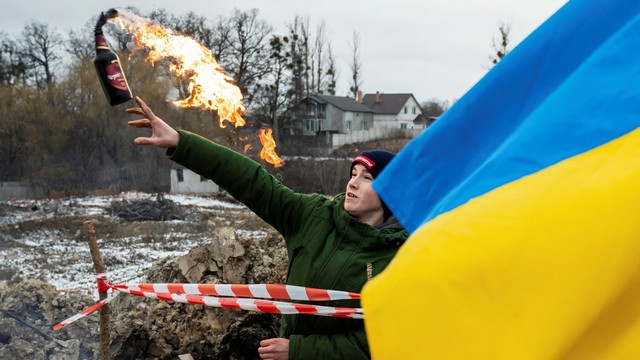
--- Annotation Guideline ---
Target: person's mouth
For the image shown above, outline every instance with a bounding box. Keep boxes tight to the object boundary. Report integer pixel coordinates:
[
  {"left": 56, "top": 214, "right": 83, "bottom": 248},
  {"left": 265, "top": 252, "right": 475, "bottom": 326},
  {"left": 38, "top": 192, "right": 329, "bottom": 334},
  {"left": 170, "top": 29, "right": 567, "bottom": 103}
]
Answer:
[{"left": 347, "top": 192, "right": 357, "bottom": 199}]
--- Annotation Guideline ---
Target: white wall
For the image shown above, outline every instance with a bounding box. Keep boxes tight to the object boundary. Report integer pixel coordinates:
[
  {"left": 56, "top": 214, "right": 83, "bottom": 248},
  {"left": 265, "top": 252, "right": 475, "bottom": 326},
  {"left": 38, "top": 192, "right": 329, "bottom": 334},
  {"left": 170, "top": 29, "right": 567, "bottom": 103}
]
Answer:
[
  {"left": 0, "top": 182, "right": 46, "bottom": 200},
  {"left": 330, "top": 128, "right": 422, "bottom": 150},
  {"left": 170, "top": 168, "right": 220, "bottom": 195}
]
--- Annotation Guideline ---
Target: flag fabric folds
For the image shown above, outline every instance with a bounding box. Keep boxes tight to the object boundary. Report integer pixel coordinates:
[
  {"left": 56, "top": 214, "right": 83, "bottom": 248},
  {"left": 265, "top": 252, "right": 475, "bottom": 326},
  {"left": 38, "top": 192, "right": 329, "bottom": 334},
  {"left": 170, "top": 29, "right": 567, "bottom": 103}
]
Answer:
[{"left": 362, "top": 0, "right": 640, "bottom": 359}]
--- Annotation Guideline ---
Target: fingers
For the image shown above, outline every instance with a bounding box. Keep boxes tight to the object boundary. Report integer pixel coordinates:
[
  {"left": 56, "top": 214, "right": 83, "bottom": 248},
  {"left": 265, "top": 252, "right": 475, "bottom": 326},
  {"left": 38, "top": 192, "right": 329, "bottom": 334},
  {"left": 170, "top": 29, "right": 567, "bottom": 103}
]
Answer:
[
  {"left": 260, "top": 339, "right": 274, "bottom": 347},
  {"left": 133, "top": 137, "right": 155, "bottom": 146},
  {"left": 125, "top": 107, "right": 145, "bottom": 116},
  {"left": 134, "top": 96, "right": 156, "bottom": 119},
  {"left": 128, "top": 119, "right": 152, "bottom": 128}
]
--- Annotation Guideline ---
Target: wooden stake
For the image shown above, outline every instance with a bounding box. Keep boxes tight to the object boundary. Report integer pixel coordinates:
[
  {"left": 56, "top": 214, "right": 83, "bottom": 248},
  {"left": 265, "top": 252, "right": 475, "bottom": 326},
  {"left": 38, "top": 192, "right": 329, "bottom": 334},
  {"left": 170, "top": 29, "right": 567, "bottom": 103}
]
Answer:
[{"left": 84, "top": 220, "right": 110, "bottom": 360}]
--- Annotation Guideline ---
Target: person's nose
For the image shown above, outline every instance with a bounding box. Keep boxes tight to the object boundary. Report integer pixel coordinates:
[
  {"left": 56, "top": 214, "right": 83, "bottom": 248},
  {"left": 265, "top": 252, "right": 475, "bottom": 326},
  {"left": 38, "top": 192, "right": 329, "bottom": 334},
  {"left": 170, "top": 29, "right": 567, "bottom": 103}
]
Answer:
[{"left": 348, "top": 176, "right": 359, "bottom": 189}]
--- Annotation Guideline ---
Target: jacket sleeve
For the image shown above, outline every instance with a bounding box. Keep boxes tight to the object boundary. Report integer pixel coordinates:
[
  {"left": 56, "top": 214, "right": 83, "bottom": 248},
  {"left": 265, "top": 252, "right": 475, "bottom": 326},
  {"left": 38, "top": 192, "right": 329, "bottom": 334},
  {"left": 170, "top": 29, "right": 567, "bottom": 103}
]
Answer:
[
  {"left": 288, "top": 330, "right": 369, "bottom": 360},
  {"left": 167, "top": 130, "right": 313, "bottom": 238}
]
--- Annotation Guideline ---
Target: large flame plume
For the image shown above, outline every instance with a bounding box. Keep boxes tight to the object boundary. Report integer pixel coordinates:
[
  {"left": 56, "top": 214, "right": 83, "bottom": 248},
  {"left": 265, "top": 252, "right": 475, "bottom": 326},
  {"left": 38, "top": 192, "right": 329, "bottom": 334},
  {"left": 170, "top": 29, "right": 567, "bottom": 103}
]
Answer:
[{"left": 109, "top": 10, "right": 283, "bottom": 167}]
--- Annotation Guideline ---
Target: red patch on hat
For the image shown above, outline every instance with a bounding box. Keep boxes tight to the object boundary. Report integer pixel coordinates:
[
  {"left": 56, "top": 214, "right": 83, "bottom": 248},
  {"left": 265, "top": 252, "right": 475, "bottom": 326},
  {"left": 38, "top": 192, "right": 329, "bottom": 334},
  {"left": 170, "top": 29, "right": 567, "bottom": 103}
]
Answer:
[{"left": 353, "top": 155, "right": 375, "bottom": 169}]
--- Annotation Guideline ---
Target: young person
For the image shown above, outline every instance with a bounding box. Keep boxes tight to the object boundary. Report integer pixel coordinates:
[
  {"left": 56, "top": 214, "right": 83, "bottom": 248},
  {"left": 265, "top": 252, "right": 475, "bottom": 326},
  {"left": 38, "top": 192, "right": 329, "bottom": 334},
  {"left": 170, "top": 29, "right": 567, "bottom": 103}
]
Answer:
[{"left": 126, "top": 96, "right": 408, "bottom": 360}]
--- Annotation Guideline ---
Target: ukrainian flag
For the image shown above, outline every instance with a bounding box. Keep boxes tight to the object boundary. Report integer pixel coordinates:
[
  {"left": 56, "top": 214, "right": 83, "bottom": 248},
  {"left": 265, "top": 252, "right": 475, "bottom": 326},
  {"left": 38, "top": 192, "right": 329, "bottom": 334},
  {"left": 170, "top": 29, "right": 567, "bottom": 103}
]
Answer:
[{"left": 362, "top": 0, "right": 640, "bottom": 359}]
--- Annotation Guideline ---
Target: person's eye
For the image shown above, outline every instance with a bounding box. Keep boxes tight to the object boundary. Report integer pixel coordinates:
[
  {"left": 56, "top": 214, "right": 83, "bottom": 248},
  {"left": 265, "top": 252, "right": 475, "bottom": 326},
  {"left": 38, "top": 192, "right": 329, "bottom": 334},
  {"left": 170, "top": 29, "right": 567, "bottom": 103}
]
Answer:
[{"left": 365, "top": 175, "right": 373, "bottom": 181}]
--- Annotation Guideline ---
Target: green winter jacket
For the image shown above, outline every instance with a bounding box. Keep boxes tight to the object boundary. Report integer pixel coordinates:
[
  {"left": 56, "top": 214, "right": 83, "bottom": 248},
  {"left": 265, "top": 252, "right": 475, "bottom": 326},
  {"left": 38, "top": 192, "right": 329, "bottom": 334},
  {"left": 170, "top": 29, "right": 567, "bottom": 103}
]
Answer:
[{"left": 168, "top": 130, "right": 408, "bottom": 360}]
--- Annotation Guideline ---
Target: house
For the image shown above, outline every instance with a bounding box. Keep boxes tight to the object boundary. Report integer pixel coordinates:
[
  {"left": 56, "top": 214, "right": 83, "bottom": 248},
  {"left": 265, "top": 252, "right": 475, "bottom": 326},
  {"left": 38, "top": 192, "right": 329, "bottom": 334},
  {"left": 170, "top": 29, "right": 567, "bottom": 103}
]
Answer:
[
  {"left": 361, "top": 92, "right": 424, "bottom": 129},
  {"left": 170, "top": 166, "right": 220, "bottom": 195},
  {"left": 296, "top": 94, "right": 374, "bottom": 135},
  {"left": 285, "top": 93, "right": 425, "bottom": 154}
]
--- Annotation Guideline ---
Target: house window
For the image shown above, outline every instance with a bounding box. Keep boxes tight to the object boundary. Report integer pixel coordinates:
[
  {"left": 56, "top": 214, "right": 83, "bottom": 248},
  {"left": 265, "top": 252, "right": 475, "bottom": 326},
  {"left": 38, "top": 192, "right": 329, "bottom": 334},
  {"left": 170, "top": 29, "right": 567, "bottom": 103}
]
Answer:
[
  {"left": 307, "top": 103, "right": 316, "bottom": 116},
  {"left": 307, "top": 119, "right": 316, "bottom": 132},
  {"left": 176, "top": 168, "right": 184, "bottom": 182},
  {"left": 346, "top": 120, "right": 351, "bottom": 132},
  {"left": 362, "top": 121, "right": 368, "bottom": 130},
  {"left": 412, "top": 106, "right": 416, "bottom": 114},
  {"left": 404, "top": 107, "right": 408, "bottom": 114},
  {"left": 200, "top": 176, "right": 207, "bottom": 182},
  {"left": 318, "top": 105, "right": 326, "bottom": 118},
  {"left": 401, "top": 123, "right": 408, "bottom": 129}
]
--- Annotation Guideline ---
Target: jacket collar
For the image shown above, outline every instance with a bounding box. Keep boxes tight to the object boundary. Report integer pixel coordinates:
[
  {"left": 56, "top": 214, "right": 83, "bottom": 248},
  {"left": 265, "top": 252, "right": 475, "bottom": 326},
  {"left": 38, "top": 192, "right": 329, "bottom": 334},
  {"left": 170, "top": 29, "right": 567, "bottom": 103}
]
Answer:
[{"left": 333, "top": 193, "right": 408, "bottom": 249}]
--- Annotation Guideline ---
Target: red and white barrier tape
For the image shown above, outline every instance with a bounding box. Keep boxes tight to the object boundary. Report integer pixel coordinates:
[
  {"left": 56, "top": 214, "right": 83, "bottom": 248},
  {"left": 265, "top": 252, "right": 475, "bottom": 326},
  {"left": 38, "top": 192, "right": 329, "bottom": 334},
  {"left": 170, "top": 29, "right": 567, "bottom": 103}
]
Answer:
[
  {"left": 53, "top": 289, "right": 118, "bottom": 330},
  {"left": 53, "top": 275, "right": 362, "bottom": 330},
  {"left": 119, "top": 287, "right": 363, "bottom": 318},
  {"left": 115, "top": 283, "right": 360, "bottom": 301}
]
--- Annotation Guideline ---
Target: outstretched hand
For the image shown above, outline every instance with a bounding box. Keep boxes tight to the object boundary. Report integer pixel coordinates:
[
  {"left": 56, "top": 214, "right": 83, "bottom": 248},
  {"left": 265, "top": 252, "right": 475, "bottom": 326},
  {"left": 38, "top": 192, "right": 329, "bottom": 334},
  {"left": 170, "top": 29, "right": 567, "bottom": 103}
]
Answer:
[{"left": 126, "top": 96, "right": 180, "bottom": 148}]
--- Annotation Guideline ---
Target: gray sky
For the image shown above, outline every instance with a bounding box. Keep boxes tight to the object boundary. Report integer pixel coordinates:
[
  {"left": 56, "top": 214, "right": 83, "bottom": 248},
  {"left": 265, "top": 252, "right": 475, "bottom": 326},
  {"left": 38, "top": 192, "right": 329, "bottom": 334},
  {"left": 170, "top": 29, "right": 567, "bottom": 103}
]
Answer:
[{"left": 1, "top": 0, "right": 567, "bottom": 104}]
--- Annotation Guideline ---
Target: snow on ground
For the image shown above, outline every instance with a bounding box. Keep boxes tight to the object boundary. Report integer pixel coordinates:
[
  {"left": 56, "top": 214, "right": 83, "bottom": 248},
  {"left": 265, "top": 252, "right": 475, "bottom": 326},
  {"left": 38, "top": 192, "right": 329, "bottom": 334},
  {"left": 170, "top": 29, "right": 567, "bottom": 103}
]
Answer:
[{"left": 0, "top": 191, "right": 257, "bottom": 296}]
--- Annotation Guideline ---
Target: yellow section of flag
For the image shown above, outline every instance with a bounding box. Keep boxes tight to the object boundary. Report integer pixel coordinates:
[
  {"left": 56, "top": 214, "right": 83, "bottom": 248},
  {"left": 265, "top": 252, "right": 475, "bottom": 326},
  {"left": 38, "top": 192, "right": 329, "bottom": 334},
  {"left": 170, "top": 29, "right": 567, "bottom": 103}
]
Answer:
[{"left": 362, "top": 127, "right": 640, "bottom": 359}]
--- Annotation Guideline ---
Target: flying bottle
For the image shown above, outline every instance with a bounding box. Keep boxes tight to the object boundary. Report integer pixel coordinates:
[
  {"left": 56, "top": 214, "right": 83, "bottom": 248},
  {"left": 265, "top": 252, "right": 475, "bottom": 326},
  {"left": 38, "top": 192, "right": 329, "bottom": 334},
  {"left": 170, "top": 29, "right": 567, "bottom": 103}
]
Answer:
[{"left": 93, "top": 9, "right": 133, "bottom": 106}]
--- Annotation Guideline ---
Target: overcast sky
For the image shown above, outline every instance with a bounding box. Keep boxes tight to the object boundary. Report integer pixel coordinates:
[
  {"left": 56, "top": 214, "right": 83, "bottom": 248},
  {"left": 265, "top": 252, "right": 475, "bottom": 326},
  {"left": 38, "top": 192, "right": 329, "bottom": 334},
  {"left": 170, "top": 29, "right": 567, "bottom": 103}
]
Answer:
[{"left": 1, "top": 0, "right": 567, "bottom": 104}]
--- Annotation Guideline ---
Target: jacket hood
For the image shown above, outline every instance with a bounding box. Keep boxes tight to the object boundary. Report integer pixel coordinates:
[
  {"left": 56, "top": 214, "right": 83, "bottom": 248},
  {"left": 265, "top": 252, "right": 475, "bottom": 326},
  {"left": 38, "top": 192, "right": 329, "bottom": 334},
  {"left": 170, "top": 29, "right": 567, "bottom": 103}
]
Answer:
[{"left": 333, "top": 193, "right": 408, "bottom": 250}]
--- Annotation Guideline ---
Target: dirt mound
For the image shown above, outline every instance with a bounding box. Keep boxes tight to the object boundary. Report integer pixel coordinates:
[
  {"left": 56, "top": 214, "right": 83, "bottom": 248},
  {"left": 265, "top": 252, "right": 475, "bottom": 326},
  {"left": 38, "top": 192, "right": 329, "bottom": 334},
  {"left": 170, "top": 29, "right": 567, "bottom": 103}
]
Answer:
[
  {"left": 0, "top": 194, "right": 288, "bottom": 359},
  {"left": 0, "top": 279, "right": 99, "bottom": 359},
  {"left": 106, "top": 227, "right": 286, "bottom": 359}
]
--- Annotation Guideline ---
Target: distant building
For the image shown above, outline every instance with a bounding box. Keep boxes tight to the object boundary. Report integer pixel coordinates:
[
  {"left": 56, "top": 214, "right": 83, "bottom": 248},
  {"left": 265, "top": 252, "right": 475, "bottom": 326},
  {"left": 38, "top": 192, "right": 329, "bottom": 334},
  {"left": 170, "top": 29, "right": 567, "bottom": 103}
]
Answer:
[
  {"left": 294, "top": 94, "right": 375, "bottom": 135},
  {"left": 0, "top": 181, "right": 46, "bottom": 200},
  {"left": 285, "top": 92, "right": 426, "bottom": 154},
  {"left": 170, "top": 167, "right": 220, "bottom": 195},
  {"left": 361, "top": 92, "right": 425, "bottom": 129}
]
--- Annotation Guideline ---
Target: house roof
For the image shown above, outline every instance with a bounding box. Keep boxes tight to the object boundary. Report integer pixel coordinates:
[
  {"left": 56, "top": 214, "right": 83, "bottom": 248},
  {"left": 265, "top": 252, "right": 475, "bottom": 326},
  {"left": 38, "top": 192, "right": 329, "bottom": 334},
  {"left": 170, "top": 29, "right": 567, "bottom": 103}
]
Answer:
[
  {"left": 303, "top": 94, "right": 374, "bottom": 113},
  {"left": 361, "top": 93, "right": 419, "bottom": 114}
]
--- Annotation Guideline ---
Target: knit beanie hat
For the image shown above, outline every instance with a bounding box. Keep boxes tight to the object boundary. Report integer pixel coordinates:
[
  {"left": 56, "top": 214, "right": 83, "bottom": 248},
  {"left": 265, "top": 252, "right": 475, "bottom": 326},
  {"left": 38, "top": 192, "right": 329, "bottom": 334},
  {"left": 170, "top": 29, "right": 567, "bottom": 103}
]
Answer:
[
  {"left": 351, "top": 150, "right": 396, "bottom": 179},
  {"left": 351, "top": 150, "right": 396, "bottom": 220}
]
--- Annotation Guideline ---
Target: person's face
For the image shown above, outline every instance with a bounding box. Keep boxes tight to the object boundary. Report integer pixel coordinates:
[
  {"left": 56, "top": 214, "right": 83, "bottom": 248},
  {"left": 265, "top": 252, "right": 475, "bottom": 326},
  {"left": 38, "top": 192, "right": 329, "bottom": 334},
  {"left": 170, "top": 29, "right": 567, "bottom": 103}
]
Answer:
[{"left": 344, "top": 163, "right": 384, "bottom": 226}]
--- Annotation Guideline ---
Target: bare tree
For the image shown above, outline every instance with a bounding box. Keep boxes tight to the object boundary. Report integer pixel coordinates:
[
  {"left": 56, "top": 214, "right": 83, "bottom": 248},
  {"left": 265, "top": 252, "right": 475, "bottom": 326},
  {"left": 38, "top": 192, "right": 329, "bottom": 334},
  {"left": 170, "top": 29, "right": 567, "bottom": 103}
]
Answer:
[
  {"left": 66, "top": 19, "right": 95, "bottom": 61},
  {"left": 172, "top": 11, "right": 216, "bottom": 49},
  {"left": 16, "top": 21, "right": 63, "bottom": 89},
  {"left": 211, "top": 15, "right": 233, "bottom": 64},
  {"left": 420, "top": 98, "right": 449, "bottom": 118},
  {"left": 0, "top": 85, "right": 30, "bottom": 181},
  {"left": 349, "top": 31, "right": 362, "bottom": 99},
  {"left": 325, "top": 43, "right": 338, "bottom": 95},
  {"left": 0, "top": 32, "right": 22, "bottom": 85},
  {"left": 287, "top": 16, "right": 307, "bottom": 106},
  {"left": 313, "top": 21, "right": 328, "bottom": 94},
  {"left": 489, "top": 22, "right": 512, "bottom": 66},
  {"left": 252, "top": 35, "right": 292, "bottom": 143},
  {"left": 299, "top": 17, "right": 311, "bottom": 98},
  {"left": 227, "top": 8, "right": 272, "bottom": 103}
]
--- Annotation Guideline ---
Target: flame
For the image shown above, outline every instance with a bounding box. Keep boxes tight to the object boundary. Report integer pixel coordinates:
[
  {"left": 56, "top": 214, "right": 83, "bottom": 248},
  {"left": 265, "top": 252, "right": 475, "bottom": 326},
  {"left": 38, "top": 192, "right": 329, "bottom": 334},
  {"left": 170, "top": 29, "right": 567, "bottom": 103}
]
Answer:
[
  {"left": 258, "top": 129, "right": 283, "bottom": 168},
  {"left": 243, "top": 144, "right": 252, "bottom": 153},
  {"left": 110, "top": 10, "right": 284, "bottom": 167},
  {"left": 111, "top": 11, "right": 245, "bottom": 128}
]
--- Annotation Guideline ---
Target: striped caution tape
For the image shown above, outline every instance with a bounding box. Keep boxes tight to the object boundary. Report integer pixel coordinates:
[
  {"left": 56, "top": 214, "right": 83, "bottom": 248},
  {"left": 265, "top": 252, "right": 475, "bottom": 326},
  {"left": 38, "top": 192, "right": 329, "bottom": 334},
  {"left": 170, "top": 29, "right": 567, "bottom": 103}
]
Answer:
[
  {"left": 53, "top": 290, "right": 119, "bottom": 330},
  {"left": 118, "top": 287, "right": 363, "bottom": 319},
  {"left": 114, "top": 283, "right": 361, "bottom": 301},
  {"left": 53, "top": 276, "right": 363, "bottom": 330}
]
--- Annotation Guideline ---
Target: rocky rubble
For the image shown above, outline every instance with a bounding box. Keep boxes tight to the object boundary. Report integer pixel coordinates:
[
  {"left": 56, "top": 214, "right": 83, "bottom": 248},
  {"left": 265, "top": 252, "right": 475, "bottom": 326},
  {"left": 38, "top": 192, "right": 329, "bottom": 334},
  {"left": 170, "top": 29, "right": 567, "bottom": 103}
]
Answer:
[
  {"left": 106, "top": 227, "right": 287, "bottom": 360},
  {"left": 0, "top": 194, "right": 289, "bottom": 359}
]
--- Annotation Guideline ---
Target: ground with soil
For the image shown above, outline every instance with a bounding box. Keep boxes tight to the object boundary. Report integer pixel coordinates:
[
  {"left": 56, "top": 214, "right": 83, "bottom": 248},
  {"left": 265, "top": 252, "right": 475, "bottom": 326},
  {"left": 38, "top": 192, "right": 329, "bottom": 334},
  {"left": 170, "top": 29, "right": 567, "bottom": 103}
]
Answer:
[{"left": 0, "top": 193, "right": 288, "bottom": 359}]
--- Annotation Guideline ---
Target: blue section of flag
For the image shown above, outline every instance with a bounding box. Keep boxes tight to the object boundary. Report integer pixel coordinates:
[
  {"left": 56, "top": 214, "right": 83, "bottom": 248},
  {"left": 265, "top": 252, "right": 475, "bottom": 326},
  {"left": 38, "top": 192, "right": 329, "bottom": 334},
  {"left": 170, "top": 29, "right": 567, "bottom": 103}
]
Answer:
[{"left": 375, "top": 0, "right": 640, "bottom": 233}]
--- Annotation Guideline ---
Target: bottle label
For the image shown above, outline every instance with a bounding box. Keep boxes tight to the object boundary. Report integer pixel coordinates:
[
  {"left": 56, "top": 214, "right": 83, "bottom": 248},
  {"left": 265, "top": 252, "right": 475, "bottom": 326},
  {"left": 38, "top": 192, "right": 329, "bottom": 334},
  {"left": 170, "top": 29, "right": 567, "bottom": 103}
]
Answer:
[
  {"left": 105, "top": 61, "right": 129, "bottom": 91},
  {"left": 95, "top": 34, "right": 110, "bottom": 50}
]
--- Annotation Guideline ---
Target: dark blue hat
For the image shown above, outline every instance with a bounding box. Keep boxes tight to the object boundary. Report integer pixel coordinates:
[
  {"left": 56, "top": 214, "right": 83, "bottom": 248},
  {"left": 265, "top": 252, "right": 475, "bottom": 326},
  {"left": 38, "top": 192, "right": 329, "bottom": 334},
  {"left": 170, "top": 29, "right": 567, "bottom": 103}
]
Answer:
[
  {"left": 351, "top": 150, "right": 396, "bottom": 179},
  {"left": 351, "top": 150, "right": 396, "bottom": 220}
]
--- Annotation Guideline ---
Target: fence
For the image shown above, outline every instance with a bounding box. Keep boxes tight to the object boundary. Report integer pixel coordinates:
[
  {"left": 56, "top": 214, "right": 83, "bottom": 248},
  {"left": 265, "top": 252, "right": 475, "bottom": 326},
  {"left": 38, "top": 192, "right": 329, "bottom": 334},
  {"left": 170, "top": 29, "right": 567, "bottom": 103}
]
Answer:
[
  {"left": 330, "top": 128, "right": 422, "bottom": 150},
  {"left": 0, "top": 181, "right": 46, "bottom": 200}
]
